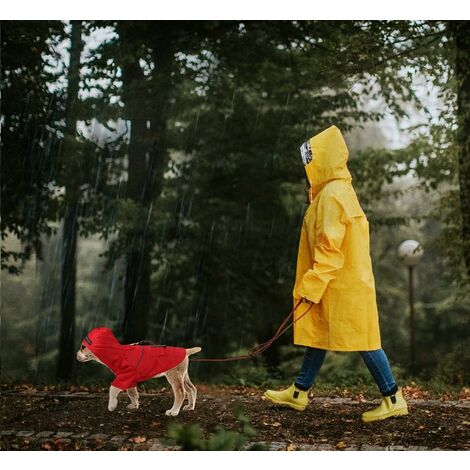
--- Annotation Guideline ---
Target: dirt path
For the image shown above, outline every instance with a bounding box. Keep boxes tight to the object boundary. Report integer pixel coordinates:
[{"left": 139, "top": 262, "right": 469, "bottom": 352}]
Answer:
[{"left": 1, "top": 385, "right": 469, "bottom": 450}]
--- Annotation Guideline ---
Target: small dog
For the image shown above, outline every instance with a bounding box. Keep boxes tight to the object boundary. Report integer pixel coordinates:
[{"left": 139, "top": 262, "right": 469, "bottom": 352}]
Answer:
[{"left": 76, "top": 327, "right": 201, "bottom": 416}]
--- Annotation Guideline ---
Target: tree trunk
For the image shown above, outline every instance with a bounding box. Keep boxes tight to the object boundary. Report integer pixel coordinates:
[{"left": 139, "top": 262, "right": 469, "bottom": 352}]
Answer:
[
  {"left": 118, "top": 23, "right": 174, "bottom": 343},
  {"left": 453, "top": 21, "right": 470, "bottom": 278},
  {"left": 57, "top": 20, "right": 82, "bottom": 380},
  {"left": 123, "top": 110, "right": 151, "bottom": 342},
  {"left": 57, "top": 202, "right": 79, "bottom": 380}
]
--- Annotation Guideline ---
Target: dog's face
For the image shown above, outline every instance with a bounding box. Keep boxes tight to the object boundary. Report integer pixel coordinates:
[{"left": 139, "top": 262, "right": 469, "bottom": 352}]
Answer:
[{"left": 76, "top": 344, "right": 98, "bottom": 363}]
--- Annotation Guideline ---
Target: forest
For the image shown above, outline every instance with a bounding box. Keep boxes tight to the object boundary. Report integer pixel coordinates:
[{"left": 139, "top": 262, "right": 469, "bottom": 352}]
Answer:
[{"left": 1, "top": 22, "right": 470, "bottom": 450}]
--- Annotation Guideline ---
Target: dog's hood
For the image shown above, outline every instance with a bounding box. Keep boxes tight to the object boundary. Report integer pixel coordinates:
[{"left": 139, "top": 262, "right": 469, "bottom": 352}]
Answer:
[
  {"left": 81, "top": 327, "right": 186, "bottom": 390},
  {"left": 82, "top": 327, "right": 124, "bottom": 371}
]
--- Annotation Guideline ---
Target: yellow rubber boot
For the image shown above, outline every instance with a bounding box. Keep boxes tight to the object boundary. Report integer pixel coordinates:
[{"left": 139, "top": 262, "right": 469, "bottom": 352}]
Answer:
[
  {"left": 264, "top": 384, "right": 309, "bottom": 411},
  {"left": 361, "top": 388, "right": 409, "bottom": 422}
]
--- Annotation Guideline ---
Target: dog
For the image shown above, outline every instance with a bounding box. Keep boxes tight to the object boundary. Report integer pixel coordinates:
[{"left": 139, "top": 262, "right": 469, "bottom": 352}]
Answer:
[{"left": 76, "top": 327, "right": 201, "bottom": 416}]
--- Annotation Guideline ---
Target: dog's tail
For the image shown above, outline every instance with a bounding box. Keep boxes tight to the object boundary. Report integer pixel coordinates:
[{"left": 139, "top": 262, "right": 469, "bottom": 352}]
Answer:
[{"left": 186, "top": 347, "right": 202, "bottom": 356}]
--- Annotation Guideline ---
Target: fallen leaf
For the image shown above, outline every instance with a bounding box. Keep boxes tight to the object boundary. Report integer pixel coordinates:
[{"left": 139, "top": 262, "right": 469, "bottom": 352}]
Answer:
[
  {"left": 129, "top": 436, "right": 146, "bottom": 443},
  {"left": 286, "top": 443, "right": 297, "bottom": 451},
  {"left": 355, "top": 393, "right": 367, "bottom": 403},
  {"left": 402, "top": 385, "right": 430, "bottom": 399},
  {"left": 262, "top": 421, "right": 281, "bottom": 427},
  {"left": 461, "top": 421, "right": 470, "bottom": 426},
  {"left": 336, "top": 441, "right": 347, "bottom": 449},
  {"left": 439, "top": 393, "right": 453, "bottom": 401},
  {"left": 459, "top": 388, "right": 470, "bottom": 400}
]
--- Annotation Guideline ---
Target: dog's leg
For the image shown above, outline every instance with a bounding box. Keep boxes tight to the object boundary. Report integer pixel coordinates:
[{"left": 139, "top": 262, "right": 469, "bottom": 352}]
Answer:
[
  {"left": 164, "top": 360, "right": 188, "bottom": 417},
  {"left": 126, "top": 387, "right": 139, "bottom": 410},
  {"left": 108, "top": 385, "right": 122, "bottom": 411},
  {"left": 183, "top": 373, "right": 197, "bottom": 411}
]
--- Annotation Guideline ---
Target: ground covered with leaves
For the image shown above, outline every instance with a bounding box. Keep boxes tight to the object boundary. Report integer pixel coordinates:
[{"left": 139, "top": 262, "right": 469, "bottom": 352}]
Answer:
[{"left": 1, "top": 383, "right": 469, "bottom": 450}]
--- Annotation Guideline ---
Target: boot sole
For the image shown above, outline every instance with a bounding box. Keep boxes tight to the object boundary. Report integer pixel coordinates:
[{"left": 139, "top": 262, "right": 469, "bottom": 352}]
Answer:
[
  {"left": 263, "top": 392, "right": 307, "bottom": 411},
  {"left": 361, "top": 407, "right": 409, "bottom": 423}
]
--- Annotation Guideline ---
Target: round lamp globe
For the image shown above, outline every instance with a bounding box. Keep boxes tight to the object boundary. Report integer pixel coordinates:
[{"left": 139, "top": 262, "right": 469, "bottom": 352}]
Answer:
[{"left": 398, "top": 240, "right": 424, "bottom": 267}]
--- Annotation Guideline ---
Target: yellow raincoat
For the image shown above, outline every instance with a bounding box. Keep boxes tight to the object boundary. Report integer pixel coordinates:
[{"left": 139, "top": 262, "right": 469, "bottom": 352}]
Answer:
[{"left": 293, "top": 125, "right": 381, "bottom": 351}]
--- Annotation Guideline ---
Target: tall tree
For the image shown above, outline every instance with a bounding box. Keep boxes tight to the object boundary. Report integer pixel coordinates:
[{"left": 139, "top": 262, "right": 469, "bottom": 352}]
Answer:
[
  {"left": 1, "top": 21, "right": 64, "bottom": 273},
  {"left": 106, "top": 21, "right": 238, "bottom": 342},
  {"left": 115, "top": 22, "right": 176, "bottom": 343},
  {"left": 451, "top": 21, "right": 470, "bottom": 278},
  {"left": 57, "top": 21, "right": 84, "bottom": 380}
]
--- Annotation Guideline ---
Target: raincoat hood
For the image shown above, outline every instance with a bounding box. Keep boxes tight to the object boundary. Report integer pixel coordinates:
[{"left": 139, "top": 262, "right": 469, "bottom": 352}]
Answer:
[
  {"left": 81, "top": 327, "right": 186, "bottom": 390},
  {"left": 300, "top": 125, "right": 352, "bottom": 201},
  {"left": 82, "top": 327, "right": 126, "bottom": 371}
]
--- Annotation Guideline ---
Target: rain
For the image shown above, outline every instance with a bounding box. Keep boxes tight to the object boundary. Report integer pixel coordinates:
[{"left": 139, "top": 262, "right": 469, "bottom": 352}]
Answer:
[{"left": 1, "top": 19, "right": 469, "bottom": 405}]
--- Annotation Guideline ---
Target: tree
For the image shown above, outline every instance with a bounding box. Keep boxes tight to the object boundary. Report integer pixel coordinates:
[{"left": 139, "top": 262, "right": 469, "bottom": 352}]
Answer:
[
  {"left": 450, "top": 21, "right": 470, "bottom": 279},
  {"left": 115, "top": 22, "right": 177, "bottom": 343},
  {"left": 2, "top": 21, "right": 125, "bottom": 380},
  {"left": 56, "top": 20, "right": 84, "bottom": 380},
  {"left": 1, "top": 21, "right": 64, "bottom": 273}
]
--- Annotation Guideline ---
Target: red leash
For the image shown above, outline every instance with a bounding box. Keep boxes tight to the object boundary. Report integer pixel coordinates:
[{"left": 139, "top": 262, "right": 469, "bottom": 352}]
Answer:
[{"left": 191, "top": 300, "right": 312, "bottom": 362}]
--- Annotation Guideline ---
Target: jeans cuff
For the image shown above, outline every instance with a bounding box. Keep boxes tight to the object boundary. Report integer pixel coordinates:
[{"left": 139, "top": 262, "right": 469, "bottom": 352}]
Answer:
[
  {"left": 382, "top": 384, "right": 399, "bottom": 397},
  {"left": 294, "top": 382, "right": 311, "bottom": 392}
]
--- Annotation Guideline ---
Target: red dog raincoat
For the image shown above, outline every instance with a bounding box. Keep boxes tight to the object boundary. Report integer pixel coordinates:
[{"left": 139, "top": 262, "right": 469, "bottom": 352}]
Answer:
[{"left": 82, "top": 327, "right": 186, "bottom": 390}]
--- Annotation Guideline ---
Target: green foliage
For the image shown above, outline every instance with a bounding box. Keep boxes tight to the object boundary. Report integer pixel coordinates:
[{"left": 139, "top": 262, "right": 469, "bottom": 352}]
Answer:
[
  {"left": 0, "top": 233, "right": 124, "bottom": 382},
  {"left": 1, "top": 20, "right": 469, "bottom": 386},
  {"left": 1, "top": 21, "right": 65, "bottom": 273},
  {"left": 167, "top": 406, "right": 265, "bottom": 450},
  {"left": 434, "top": 340, "right": 470, "bottom": 385}
]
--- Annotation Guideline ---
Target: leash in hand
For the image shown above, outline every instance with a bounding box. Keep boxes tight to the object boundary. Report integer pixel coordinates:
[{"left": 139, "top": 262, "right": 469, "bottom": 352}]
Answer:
[{"left": 191, "top": 299, "right": 313, "bottom": 363}]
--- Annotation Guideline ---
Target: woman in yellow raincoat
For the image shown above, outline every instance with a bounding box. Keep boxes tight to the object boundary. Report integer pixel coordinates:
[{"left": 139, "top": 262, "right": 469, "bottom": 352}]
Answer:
[{"left": 264, "top": 125, "right": 408, "bottom": 422}]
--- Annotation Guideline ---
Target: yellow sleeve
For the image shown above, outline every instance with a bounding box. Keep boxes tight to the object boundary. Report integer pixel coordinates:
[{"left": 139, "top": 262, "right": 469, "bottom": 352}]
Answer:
[{"left": 296, "top": 192, "right": 346, "bottom": 303}]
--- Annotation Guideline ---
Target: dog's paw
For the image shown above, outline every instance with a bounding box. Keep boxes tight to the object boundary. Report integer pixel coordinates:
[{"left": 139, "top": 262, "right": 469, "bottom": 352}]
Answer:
[
  {"left": 108, "top": 398, "right": 118, "bottom": 412},
  {"left": 183, "top": 404, "right": 195, "bottom": 411},
  {"left": 165, "top": 409, "right": 180, "bottom": 417},
  {"left": 127, "top": 403, "right": 139, "bottom": 411}
]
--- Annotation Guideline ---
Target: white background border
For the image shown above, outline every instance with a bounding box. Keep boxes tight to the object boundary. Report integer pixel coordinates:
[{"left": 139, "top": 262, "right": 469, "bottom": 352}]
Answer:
[{"left": 1, "top": 0, "right": 470, "bottom": 20}]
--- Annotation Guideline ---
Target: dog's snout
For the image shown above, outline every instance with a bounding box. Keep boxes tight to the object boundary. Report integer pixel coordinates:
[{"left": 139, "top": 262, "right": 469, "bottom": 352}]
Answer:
[{"left": 76, "top": 351, "right": 86, "bottom": 362}]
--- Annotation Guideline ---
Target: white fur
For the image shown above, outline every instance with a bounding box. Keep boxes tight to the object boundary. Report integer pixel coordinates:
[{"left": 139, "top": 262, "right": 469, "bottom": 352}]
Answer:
[{"left": 76, "top": 345, "right": 201, "bottom": 416}]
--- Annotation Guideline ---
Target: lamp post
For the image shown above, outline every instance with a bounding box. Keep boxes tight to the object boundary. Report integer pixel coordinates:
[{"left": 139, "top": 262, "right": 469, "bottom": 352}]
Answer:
[{"left": 398, "top": 240, "right": 424, "bottom": 376}]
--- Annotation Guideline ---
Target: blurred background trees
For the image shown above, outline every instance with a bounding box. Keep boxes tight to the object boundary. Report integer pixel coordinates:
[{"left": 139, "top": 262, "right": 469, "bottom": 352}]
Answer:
[{"left": 1, "top": 20, "right": 469, "bottom": 386}]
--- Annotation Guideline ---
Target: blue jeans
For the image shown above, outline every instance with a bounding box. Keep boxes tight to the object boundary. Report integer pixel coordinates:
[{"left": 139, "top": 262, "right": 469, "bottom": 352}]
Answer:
[{"left": 294, "top": 347, "right": 399, "bottom": 396}]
